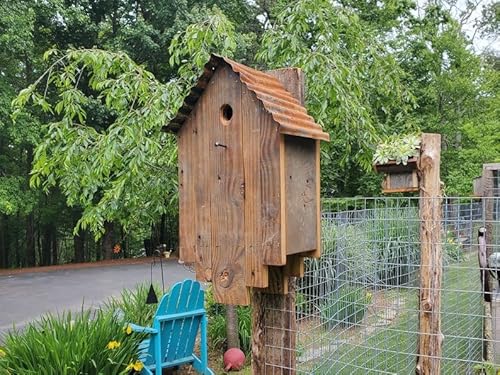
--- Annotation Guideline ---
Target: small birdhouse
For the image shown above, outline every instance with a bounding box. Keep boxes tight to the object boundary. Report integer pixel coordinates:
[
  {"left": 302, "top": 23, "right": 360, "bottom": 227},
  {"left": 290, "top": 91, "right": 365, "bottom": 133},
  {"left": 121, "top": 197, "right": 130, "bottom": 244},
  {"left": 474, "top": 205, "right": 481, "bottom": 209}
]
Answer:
[
  {"left": 164, "top": 55, "right": 329, "bottom": 305},
  {"left": 374, "top": 157, "right": 419, "bottom": 193}
]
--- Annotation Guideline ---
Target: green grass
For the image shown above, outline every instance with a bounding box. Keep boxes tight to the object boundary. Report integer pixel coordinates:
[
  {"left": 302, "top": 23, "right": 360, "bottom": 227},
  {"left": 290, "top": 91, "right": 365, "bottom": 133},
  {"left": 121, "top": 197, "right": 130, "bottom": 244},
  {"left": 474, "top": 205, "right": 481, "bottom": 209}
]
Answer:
[{"left": 304, "top": 255, "right": 483, "bottom": 374}]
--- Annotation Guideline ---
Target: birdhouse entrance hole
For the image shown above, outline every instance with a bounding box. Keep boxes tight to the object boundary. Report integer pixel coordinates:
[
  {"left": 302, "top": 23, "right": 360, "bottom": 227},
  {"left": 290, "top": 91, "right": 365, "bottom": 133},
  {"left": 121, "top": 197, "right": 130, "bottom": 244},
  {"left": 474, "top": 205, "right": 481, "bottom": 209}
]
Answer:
[{"left": 220, "top": 104, "right": 233, "bottom": 125}]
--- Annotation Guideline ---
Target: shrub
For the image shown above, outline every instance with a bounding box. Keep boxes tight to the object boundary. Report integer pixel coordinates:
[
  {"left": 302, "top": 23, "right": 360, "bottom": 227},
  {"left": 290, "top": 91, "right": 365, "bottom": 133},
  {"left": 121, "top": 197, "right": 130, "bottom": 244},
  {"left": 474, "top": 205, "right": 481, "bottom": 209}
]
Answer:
[
  {"left": 320, "top": 286, "right": 372, "bottom": 329},
  {"left": 0, "top": 309, "right": 145, "bottom": 375}
]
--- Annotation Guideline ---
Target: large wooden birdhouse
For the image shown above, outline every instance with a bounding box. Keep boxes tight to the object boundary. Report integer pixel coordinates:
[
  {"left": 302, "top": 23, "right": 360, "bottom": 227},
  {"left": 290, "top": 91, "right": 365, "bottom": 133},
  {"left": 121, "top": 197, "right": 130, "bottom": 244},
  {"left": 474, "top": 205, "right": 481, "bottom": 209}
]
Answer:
[{"left": 164, "top": 55, "right": 330, "bottom": 305}]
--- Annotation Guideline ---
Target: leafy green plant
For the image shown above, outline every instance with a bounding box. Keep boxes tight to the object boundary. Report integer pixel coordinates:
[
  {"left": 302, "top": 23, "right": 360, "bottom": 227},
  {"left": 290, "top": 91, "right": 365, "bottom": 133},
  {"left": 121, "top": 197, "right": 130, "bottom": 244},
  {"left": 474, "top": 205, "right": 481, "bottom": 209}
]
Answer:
[
  {"left": 103, "top": 283, "right": 164, "bottom": 327},
  {"left": 298, "top": 221, "right": 338, "bottom": 314},
  {"left": 320, "top": 286, "right": 372, "bottom": 329},
  {"left": 373, "top": 134, "right": 421, "bottom": 165},
  {"left": 236, "top": 306, "right": 252, "bottom": 354},
  {"left": 0, "top": 309, "right": 145, "bottom": 375},
  {"left": 376, "top": 236, "right": 420, "bottom": 286},
  {"left": 205, "top": 286, "right": 252, "bottom": 354},
  {"left": 443, "top": 231, "right": 464, "bottom": 264},
  {"left": 473, "top": 361, "right": 499, "bottom": 375}
]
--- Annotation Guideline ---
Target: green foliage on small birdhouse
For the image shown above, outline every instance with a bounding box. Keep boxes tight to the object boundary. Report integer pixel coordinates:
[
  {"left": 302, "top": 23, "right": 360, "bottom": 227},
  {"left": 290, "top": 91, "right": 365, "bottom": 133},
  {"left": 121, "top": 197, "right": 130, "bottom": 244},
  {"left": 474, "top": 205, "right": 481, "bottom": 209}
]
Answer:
[{"left": 373, "top": 134, "right": 421, "bottom": 166}]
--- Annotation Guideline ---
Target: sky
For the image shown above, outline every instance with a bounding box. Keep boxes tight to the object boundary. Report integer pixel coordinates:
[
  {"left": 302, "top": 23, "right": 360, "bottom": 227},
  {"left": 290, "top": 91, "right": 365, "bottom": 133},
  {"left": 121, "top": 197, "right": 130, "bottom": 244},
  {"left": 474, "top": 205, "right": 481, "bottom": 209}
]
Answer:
[{"left": 417, "top": 0, "right": 499, "bottom": 53}]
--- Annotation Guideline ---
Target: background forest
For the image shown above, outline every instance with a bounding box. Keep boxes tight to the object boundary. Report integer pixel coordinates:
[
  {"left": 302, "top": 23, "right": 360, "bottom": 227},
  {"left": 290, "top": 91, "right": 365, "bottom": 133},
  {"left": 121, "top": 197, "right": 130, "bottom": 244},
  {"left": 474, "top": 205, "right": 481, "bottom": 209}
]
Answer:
[{"left": 0, "top": 0, "right": 498, "bottom": 268}]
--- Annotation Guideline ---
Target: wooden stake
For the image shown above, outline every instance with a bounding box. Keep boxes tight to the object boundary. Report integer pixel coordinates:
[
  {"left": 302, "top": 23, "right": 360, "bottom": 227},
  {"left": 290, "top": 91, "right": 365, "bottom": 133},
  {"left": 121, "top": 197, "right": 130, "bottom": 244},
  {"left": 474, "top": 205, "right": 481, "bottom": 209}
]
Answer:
[{"left": 416, "top": 133, "right": 443, "bottom": 374}]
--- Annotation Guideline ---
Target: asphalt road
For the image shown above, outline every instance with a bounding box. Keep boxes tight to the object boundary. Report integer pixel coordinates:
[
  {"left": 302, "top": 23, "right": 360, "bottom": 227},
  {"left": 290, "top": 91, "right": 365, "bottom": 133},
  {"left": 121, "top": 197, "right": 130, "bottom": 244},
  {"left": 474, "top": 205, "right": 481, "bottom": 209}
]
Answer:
[{"left": 0, "top": 261, "right": 193, "bottom": 339}]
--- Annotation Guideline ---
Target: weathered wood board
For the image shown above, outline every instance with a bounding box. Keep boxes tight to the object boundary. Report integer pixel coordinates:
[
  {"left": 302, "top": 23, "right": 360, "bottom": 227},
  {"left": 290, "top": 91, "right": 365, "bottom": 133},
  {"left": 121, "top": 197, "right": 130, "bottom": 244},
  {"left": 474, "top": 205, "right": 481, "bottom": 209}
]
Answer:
[
  {"left": 416, "top": 133, "right": 443, "bottom": 375},
  {"left": 207, "top": 66, "right": 248, "bottom": 305},
  {"left": 284, "top": 135, "right": 318, "bottom": 255},
  {"left": 241, "top": 85, "right": 269, "bottom": 288},
  {"left": 382, "top": 171, "right": 418, "bottom": 193}
]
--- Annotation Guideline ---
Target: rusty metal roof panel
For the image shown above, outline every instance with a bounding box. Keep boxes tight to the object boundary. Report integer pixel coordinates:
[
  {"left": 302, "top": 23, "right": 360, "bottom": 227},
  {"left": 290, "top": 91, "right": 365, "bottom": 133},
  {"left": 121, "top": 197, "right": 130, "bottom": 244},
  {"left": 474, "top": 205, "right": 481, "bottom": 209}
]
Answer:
[{"left": 164, "top": 54, "right": 330, "bottom": 142}]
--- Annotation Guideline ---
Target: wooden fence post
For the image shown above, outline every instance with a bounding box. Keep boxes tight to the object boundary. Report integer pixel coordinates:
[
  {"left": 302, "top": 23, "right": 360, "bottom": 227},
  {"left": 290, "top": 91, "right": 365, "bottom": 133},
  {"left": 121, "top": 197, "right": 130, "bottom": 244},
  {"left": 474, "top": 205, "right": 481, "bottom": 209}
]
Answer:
[
  {"left": 416, "top": 133, "right": 443, "bottom": 374},
  {"left": 483, "top": 166, "right": 495, "bottom": 259},
  {"left": 252, "top": 277, "right": 296, "bottom": 374}
]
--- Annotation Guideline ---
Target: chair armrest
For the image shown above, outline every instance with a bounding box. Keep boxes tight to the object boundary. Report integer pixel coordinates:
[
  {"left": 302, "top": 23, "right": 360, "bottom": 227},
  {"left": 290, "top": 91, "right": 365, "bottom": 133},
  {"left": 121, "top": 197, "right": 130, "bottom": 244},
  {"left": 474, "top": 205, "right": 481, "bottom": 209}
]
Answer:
[{"left": 128, "top": 323, "right": 158, "bottom": 334}]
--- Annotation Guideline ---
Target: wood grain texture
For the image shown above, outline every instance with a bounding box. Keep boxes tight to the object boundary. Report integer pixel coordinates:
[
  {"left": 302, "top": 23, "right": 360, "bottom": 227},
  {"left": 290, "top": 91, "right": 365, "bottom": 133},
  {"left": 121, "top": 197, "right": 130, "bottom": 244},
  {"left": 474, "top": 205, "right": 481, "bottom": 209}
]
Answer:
[
  {"left": 251, "top": 68, "right": 305, "bottom": 375},
  {"left": 284, "top": 135, "right": 317, "bottom": 255},
  {"left": 188, "top": 85, "right": 213, "bottom": 281},
  {"left": 382, "top": 171, "right": 419, "bottom": 193},
  {"left": 257, "top": 266, "right": 288, "bottom": 295},
  {"left": 177, "top": 117, "right": 196, "bottom": 263},
  {"left": 285, "top": 254, "right": 304, "bottom": 278},
  {"left": 483, "top": 167, "right": 495, "bottom": 259},
  {"left": 313, "top": 139, "right": 321, "bottom": 258},
  {"left": 260, "top": 111, "right": 284, "bottom": 266},
  {"left": 208, "top": 66, "right": 248, "bottom": 305},
  {"left": 251, "top": 278, "right": 296, "bottom": 375},
  {"left": 241, "top": 85, "right": 269, "bottom": 288},
  {"left": 416, "top": 133, "right": 443, "bottom": 375}
]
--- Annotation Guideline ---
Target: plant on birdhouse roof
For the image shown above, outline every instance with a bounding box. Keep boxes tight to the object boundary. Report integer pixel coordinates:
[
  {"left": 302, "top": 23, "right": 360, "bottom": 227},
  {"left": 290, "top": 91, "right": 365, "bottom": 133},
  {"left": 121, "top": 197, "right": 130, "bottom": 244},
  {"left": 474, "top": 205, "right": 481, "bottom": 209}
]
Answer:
[{"left": 373, "top": 134, "right": 421, "bottom": 166}]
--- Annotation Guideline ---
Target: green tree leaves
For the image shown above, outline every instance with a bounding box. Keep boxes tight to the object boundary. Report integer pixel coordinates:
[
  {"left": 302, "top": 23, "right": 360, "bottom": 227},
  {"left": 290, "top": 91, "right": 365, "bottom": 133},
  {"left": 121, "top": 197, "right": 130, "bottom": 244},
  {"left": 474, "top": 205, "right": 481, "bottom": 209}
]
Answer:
[
  {"left": 11, "top": 6, "right": 240, "bottom": 238},
  {"left": 257, "top": 0, "right": 413, "bottom": 179}
]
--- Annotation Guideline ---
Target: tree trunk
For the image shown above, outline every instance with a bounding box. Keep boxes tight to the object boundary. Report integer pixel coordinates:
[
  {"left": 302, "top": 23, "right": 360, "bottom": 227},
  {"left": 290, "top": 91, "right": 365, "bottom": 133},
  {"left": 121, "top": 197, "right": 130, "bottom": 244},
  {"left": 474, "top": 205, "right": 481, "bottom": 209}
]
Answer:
[
  {"left": 15, "top": 214, "right": 21, "bottom": 267},
  {"left": 25, "top": 212, "right": 36, "bottom": 267},
  {"left": 51, "top": 225, "right": 58, "bottom": 265},
  {"left": 160, "top": 214, "right": 167, "bottom": 245},
  {"left": 226, "top": 305, "right": 240, "bottom": 349},
  {"left": 102, "top": 221, "right": 115, "bottom": 260},
  {"left": 73, "top": 209, "right": 85, "bottom": 263},
  {"left": 0, "top": 215, "right": 8, "bottom": 268},
  {"left": 143, "top": 238, "right": 153, "bottom": 257},
  {"left": 25, "top": 146, "right": 36, "bottom": 267},
  {"left": 41, "top": 224, "right": 52, "bottom": 266},
  {"left": 74, "top": 229, "right": 85, "bottom": 263}
]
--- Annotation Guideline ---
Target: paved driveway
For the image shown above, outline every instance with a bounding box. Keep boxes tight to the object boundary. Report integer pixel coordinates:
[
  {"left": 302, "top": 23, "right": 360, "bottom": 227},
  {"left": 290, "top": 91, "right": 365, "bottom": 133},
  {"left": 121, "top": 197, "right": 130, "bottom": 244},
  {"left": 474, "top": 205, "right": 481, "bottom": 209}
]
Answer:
[{"left": 0, "top": 260, "right": 193, "bottom": 339}]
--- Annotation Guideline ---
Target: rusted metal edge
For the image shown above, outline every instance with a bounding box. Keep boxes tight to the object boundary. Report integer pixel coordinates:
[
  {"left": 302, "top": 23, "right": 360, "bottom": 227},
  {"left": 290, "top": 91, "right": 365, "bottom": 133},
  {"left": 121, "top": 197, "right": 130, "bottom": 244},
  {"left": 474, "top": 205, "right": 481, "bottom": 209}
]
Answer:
[{"left": 164, "top": 54, "right": 330, "bottom": 142}]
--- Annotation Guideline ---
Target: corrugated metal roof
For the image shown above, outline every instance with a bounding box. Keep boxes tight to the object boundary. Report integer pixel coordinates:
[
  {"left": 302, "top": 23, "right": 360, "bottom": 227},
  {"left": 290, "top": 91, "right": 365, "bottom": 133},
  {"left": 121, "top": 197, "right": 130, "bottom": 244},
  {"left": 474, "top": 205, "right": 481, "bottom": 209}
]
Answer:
[{"left": 164, "top": 54, "right": 330, "bottom": 142}]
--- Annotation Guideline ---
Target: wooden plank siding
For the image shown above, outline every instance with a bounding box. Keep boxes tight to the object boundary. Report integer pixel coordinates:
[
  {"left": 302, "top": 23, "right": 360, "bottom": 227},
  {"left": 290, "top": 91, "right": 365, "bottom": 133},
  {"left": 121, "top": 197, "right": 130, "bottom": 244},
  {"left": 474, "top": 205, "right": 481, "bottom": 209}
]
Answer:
[
  {"left": 260, "top": 109, "right": 285, "bottom": 266},
  {"left": 177, "top": 114, "right": 196, "bottom": 264},
  {"left": 207, "top": 66, "right": 248, "bottom": 305},
  {"left": 191, "top": 81, "right": 213, "bottom": 282},
  {"left": 241, "top": 85, "right": 269, "bottom": 288}
]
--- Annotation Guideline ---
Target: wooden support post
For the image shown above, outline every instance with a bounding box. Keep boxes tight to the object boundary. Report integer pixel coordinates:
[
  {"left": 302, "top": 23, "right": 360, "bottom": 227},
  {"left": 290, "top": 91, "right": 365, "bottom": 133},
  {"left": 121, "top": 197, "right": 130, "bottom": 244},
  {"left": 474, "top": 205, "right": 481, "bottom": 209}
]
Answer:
[
  {"left": 483, "top": 166, "right": 495, "bottom": 259},
  {"left": 251, "top": 68, "right": 304, "bottom": 374},
  {"left": 251, "top": 278, "right": 297, "bottom": 374},
  {"left": 416, "top": 133, "right": 443, "bottom": 374}
]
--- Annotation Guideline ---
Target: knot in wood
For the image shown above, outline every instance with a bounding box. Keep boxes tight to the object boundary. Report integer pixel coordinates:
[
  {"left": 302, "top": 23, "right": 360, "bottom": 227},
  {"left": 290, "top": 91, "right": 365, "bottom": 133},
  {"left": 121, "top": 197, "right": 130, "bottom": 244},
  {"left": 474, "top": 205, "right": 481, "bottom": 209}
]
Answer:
[
  {"left": 423, "top": 299, "right": 433, "bottom": 312},
  {"left": 218, "top": 268, "right": 234, "bottom": 288}
]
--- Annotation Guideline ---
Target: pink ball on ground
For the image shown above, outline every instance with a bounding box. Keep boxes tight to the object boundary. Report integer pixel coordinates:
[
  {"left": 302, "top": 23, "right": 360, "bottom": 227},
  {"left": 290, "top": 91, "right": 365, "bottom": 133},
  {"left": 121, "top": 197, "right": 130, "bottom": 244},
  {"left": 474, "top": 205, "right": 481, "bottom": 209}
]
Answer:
[{"left": 223, "top": 347, "right": 246, "bottom": 371}]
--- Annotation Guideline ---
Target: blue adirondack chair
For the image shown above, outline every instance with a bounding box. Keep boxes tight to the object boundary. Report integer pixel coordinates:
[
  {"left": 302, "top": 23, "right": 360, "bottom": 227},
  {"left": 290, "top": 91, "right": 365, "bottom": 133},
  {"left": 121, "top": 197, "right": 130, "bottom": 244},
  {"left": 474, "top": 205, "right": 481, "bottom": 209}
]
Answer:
[{"left": 128, "top": 279, "right": 214, "bottom": 374}]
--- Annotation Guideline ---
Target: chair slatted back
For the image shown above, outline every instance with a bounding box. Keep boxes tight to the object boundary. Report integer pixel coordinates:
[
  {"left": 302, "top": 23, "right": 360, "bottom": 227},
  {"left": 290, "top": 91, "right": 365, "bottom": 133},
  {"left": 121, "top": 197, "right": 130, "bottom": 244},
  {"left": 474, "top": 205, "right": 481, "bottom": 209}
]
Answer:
[{"left": 148, "top": 280, "right": 205, "bottom": 364}]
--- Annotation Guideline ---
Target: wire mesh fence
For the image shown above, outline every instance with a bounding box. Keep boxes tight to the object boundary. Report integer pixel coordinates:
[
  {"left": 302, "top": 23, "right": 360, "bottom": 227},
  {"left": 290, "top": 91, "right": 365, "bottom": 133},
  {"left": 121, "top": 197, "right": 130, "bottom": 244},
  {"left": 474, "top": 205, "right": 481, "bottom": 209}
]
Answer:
[{"left": 265, "top": 196, "right": 500, "bottom": 374}]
